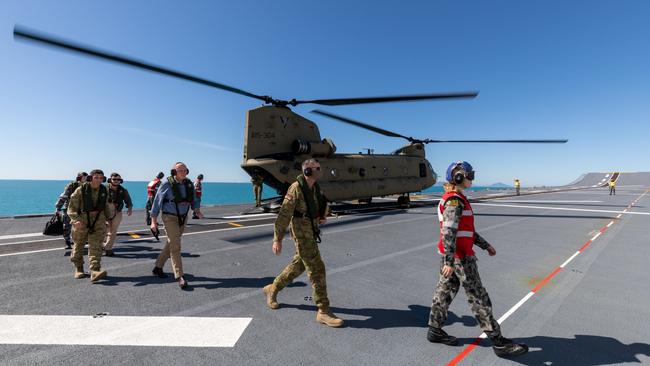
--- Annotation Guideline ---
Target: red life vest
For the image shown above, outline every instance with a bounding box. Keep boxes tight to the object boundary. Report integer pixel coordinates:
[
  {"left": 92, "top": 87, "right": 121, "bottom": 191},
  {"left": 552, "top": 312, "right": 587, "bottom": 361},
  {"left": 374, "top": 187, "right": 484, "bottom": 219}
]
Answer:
[
  {"left": 194, "top": 180, "right": 202, "bottom": 198},
  {"left": 437, "top": 191, "right": 476, "bottom": 259},
  {"left": 147, "top": 178, "right": 161, "bottom": 198}
]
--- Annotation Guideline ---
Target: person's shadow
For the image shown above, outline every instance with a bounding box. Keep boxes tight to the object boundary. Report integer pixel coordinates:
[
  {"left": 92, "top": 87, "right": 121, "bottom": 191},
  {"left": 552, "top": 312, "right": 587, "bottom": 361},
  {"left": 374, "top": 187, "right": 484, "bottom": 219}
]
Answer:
[
  {"left": 279, "top": 303, "right": 476, "bottom": 330},
  {"left": 461, "top": 334, "right": 650, "bottom": 366},
  {"left": 98, "top": 273, "right": 307, "bottom": 290}
]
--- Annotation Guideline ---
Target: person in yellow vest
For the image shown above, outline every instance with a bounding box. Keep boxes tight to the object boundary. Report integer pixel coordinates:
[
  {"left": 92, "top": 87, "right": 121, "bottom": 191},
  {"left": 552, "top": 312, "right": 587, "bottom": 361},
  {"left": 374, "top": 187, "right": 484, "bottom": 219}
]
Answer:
[
  {"left": 514, "top": 179, "right": 521, "bottom": 196},
  {"left": 609, "top": 179, "right": 616, "bottom": 195}
]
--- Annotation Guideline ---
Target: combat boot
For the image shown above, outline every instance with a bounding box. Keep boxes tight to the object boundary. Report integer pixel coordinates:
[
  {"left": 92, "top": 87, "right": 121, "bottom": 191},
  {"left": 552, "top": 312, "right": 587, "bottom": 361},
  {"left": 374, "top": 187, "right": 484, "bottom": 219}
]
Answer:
[
  {"left": 262, "top": 284, "right": 279, "bottom": 309},
  {"left": 427, "top": 327, "right": 459, "bottom": 346},
  {"left": 490, "top": 335, "right": 529, "bottom": 357},
  {"left": 316, "top": 309, "right": 344, "bottom": 328},
  {"left": 74, "top": 266, "right": 87, "bottom": 279},
  {"left": 90, "top": 269, "right": 107, "bottom": 283}
]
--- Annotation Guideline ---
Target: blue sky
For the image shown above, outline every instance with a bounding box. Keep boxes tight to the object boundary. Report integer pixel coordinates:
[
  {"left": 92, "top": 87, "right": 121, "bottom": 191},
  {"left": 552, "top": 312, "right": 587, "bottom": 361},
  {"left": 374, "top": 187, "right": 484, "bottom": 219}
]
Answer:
[{"left": 1, "top": 1, "right": 648, "bottom": 186}]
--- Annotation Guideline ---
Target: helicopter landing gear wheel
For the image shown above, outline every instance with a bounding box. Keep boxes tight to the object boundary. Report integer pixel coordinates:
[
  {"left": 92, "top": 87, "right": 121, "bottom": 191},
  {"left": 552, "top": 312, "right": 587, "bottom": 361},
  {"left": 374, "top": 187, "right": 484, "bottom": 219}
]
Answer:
[{"left": 397, "top": 195, "right": 410, "bottom": 208}]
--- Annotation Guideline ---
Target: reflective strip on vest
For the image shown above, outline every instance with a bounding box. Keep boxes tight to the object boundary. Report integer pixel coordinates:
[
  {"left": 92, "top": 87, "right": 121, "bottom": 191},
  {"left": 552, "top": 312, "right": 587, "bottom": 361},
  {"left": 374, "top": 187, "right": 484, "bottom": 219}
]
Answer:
[
  {"left": 457, "top": 231, "right": 474, "bottom": 238},
  {"left": 462, "top": 210, "right": 473, "bottom": 216}
]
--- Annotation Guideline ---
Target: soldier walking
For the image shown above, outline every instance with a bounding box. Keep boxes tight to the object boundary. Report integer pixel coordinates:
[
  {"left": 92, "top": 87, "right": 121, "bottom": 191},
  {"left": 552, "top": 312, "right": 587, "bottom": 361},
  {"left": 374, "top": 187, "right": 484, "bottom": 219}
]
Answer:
[
  {"left": 55, "top": 171, "right": 87, "bottom": 249},
  {"left": 150, "top": 162, "right": 203, "bottom": 289},
  {"left": 251, "top": 172, "right": 264, "bottom": 207},
  {"left": 263, "top": 159, "right": 343, "bottom": 328},
  {"left": 427, "top": 161, "right": 528, "bottom": 357},
  {"left": 103, "top": 173, "right": 133, "bottom": 256},
  {"left": 67, "top": 169, "right": 111, "bottom": 282},
  {"left": 192, "top": 174, "right": 204, "bottom": 219}
]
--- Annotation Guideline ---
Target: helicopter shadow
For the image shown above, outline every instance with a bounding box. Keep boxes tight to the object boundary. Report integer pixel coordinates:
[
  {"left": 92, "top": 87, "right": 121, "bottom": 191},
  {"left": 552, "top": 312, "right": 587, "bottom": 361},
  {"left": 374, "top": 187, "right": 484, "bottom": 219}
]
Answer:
[{"left": 458, "top": 334, "right": 650, "bottom": 366}]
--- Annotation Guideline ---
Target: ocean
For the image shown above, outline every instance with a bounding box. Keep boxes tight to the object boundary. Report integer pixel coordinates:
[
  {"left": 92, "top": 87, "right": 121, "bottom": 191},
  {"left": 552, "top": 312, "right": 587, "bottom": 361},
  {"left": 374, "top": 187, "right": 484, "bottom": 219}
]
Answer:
[{"left": 0, "top": 180, "right": 506, "bottom": 217}]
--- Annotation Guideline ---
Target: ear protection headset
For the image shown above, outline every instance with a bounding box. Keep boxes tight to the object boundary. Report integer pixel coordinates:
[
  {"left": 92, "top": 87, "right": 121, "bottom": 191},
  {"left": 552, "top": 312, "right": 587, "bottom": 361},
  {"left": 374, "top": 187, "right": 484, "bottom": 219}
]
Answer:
[
  {"left": 171, "top": 163, "right": 189, "bottom": 177},
  {"left": 446, "top": 161, "right": 474, "bottom": 184},
  {"left": 89, "top": 169, "right": 107, "bottom": 183},
  {"left": 303, "top": 167, "right": 313, "bottom": 177}
]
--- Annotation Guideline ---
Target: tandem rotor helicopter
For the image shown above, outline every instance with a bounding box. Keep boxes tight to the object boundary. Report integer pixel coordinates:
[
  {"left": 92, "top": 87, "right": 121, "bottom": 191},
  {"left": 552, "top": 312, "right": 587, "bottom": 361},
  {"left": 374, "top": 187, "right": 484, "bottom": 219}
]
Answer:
[{"left": 14, "top": 26, "right": 567, "bottom": 206}]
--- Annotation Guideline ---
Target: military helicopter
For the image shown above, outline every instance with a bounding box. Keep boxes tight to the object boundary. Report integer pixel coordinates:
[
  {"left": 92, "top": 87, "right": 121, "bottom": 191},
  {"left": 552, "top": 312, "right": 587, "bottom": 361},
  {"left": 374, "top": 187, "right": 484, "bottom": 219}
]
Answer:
[{"left": 14, "top": 26, "right": 567, "bottom": 205}]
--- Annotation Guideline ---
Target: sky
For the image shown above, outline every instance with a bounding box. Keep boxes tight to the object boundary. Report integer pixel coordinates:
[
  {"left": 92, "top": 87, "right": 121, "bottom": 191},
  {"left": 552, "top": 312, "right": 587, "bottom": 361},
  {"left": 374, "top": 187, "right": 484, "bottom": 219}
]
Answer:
[{"left": 1, "top": 1, "right": 648, "bottom": 186}]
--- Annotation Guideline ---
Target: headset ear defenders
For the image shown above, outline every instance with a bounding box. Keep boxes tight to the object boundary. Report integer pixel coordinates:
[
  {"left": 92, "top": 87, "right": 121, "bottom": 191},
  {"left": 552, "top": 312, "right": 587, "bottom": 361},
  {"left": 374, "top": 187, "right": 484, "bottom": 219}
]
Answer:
[
  {"left": 303, "top": 166, "right": 321, "bottom": 177},
  {"left": 171, "top": 167, "right": 189, "bottom": 177},
  {"left": 451, "top": 162, "right": 475, "bottom": 184}
]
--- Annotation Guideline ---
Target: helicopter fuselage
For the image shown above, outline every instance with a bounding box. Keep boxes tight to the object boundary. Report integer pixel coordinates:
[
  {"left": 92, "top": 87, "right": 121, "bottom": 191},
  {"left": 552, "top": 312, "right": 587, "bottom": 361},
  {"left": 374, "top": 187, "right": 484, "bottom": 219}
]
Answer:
[{"left": 241, "top": 106, "right": 436, "bottom": 201}]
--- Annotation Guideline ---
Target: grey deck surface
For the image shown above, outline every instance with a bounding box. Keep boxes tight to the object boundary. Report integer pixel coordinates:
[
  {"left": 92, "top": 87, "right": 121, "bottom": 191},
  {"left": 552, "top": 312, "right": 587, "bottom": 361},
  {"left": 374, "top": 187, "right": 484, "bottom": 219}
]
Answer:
[{"left": 1, "top": 183, "right": 649, "bottom": 365}]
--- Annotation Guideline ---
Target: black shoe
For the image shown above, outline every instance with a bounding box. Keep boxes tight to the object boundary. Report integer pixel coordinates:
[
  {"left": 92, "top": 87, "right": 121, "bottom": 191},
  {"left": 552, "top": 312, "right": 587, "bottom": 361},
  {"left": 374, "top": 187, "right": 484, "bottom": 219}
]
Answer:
[
  {"left": 192, "top": 214, "right": 199, "bottom": 220},
  {"left": 65, "top": 240, "right": 73, "bottom": 249},
  {"left": 152, "top": 267, "right": 168, "bottom": 278},
  {"left": 105, "top": 250, "right": 114, "bottom": 257},
  {"left": 178, "top": 276, "right": 188, "bottom": 289},
  {"left": 491, "top": 335, "right": 529, "bottom": 357},
  {"left": 427, "top": 327, "right": 459, "bottom": 346}
]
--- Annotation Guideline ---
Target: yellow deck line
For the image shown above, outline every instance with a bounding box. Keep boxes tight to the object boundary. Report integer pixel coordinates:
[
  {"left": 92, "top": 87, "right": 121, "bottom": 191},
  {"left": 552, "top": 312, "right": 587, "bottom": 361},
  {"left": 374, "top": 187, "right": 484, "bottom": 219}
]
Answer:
[
  {"left": 127, "top": 232, "right": 141, "bottom": 239},
  {"left": 228, "top": 222, "right": 244, "bottom": 227}
]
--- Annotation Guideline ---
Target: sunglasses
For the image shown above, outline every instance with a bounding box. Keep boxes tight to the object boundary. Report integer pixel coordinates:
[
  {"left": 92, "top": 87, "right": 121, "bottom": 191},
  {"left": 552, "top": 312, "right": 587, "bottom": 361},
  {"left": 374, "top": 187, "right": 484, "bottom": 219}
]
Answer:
[{"left": 466, "top": 171, "right": 475, "bottom": 181}]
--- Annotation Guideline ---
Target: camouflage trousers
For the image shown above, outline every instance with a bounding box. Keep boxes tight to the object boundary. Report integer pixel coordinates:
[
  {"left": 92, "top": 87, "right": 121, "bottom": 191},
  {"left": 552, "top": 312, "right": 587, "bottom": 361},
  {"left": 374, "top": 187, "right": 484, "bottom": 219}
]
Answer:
[
  {"left": 70, "top": 223, "right": 106, "bottom": 271},
  {"left": 428, "top": 256, "right": 501, "bottom": 336},
  {"left": 273, "top": 219, "right": 330, "bottom": 310},
  {"left": 62, "top": 212, "right": 72, "bottom": 242}
]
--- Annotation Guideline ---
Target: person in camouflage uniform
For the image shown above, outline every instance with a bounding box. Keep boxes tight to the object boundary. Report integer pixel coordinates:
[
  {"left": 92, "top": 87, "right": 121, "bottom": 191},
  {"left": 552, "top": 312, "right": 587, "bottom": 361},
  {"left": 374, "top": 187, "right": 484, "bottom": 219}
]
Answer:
[
  {"left": 102, "top": 172, "right": 133, "bottom": 257},
  {"left": 67, "top": 169, "right": 111, "bottom": 282},
  {"left": 251, "top": 172, "right": 264, "bottom": 207},
  {"left": 263, "top": 159, "right": 344, "bottom": 328},
  {"left": 55, "top": 172, "right": 88, "bottom": 249},
  {"left": 427, "top": 161, "right": 528, "bottom": 358}
]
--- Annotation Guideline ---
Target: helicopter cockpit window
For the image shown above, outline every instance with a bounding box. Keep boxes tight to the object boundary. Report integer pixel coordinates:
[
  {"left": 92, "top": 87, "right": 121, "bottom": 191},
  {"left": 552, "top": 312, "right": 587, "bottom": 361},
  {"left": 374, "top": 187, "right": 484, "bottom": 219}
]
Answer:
[
  {"left": 330, "top": 168, "right": 338, "bottom": 178},
  {"left": 419, "top": 163, "right": 427, "bottom": 178},
  {"left": 383, "top": 167, "right": 389, "bottom": 177},
  {"left": 359, "top": 168, "right": 366, "bottom": 177}
]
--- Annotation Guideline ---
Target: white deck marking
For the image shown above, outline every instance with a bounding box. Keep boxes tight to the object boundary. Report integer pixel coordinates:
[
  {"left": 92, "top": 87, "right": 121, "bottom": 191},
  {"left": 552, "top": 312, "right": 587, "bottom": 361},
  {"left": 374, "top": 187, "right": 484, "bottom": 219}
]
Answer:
[
  {"left": 591, "top": 232, "right": 602, "bottom": 241},
  {"left": 493, "top": 200, "right": 602, "bottom": 203},
  {"left": 222, "top": 213, "right": 275, "bottom": 219},
  {"left": 0, "top": 233, "right": 43, "bottom": 240},
  {"left": 560, "top": 251, "right": 581, "bottom": 268},
  {"left": 0, "top": 315, "right": 251, "bottom": 347},
  {"left": 473, "top": 202, "right": 650, "bottom": 215}
]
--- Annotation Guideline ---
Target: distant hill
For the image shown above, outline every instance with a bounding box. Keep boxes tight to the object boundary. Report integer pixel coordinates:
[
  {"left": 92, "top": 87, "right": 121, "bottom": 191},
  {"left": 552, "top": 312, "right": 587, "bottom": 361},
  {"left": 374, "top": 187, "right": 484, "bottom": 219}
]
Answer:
[{"left": 489, "top": 182, "right": 511, "bottom": 188}]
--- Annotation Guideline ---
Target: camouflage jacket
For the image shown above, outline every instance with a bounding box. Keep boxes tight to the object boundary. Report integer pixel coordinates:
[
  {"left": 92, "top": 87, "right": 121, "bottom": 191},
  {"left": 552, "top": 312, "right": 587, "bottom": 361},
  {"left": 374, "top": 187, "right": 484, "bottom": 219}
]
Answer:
[
  {"left": 273, "top": 181, "right": 325, "bottom": 242},
  {"left": 67, "top": 185, "right": 111, "bottom": 227},
  {"left": 55, "top": 181, "right": 80, "bottom": 212},
  {"left": 441, "top": 196, "right": 491, "bottom": 266}
]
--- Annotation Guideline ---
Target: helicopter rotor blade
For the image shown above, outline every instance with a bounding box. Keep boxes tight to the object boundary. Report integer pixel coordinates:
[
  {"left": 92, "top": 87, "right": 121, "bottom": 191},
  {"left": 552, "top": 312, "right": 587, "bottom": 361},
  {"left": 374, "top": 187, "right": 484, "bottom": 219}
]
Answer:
[
  {"left": 13, "top": 25, "right": 269, "bottom": 103},
  {"left": 422, "top": 139, "right": 568, "bottom": 143},
  {"left": 311, "top": 109, "right": 413, "bottom": 141},
  {"left": 295, "top": 91, "right": 478, "bottom": 106}
]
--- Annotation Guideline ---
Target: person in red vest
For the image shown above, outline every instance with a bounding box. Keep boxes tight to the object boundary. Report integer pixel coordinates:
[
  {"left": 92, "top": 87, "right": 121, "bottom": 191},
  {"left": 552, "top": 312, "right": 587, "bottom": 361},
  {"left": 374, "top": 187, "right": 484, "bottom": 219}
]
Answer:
[
  {"left": 427, "top": 161, "right": 528, "bottom": 358},
  {"left": 146, "top": 172, "right": 164, "bottom": 227},
  {"left": 192, "top": 174, "right": 204, "bottom": 219}
]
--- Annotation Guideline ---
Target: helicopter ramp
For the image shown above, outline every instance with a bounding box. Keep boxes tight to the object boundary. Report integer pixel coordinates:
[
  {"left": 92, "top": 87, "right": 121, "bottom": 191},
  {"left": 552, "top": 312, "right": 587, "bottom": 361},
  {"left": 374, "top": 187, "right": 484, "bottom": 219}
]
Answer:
[{"left": 0, "top": 179, "right": 649, "bottom": 365}]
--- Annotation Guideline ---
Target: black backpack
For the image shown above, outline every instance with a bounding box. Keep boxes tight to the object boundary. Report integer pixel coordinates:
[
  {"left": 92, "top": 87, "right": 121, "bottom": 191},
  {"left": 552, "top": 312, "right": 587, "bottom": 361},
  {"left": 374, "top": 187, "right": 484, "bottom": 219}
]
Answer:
[{"left": 43, "top": 214, "right": 64, "bottom": 236}]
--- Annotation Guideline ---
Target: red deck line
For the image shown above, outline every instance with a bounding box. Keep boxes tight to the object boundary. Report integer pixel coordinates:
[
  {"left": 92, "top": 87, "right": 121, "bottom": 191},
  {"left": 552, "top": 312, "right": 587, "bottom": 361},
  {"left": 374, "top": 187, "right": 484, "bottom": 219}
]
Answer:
[{"left": 531, "top": 267, "right": 562, "bottom": 293}]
